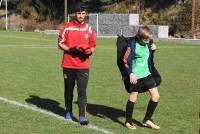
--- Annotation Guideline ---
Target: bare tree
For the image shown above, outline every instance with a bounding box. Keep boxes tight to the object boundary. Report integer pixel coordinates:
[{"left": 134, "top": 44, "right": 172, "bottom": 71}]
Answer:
[{"left": 192, "top": 0, "right": 196, "bottom": 38}]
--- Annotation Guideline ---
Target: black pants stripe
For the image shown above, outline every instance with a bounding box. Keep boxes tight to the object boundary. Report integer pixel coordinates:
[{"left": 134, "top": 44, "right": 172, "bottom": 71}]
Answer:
[{"left": 63, "top": 68, "right": 89, "bottom": 117}]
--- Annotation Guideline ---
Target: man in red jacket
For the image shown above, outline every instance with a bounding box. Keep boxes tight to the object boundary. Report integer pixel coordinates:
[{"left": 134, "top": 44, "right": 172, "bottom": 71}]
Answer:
[{"left": 58, "top": 3, "right": 96, "bottom": 125}]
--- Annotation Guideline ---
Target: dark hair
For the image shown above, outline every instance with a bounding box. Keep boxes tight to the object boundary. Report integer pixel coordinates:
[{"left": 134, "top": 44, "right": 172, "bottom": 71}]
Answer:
[{"left": 75, "top": 2, "right": 87, "bottom": 12}]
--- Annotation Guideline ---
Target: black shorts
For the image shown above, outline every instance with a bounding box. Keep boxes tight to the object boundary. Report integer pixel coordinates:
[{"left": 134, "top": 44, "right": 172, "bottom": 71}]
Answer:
[{"left": 129, "top": 75, "right": 157, "bottom": 93}]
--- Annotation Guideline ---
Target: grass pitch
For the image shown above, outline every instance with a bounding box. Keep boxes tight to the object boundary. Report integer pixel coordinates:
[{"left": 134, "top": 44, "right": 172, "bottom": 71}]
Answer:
[{"left": 0, "top": 31, "right": 199, "bottom": 134}]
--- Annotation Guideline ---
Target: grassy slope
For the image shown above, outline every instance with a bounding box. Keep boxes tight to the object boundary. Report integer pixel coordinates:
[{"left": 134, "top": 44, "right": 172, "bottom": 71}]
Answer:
[{"left": 0, "top": 31, "right": 199, "bottom": 134}]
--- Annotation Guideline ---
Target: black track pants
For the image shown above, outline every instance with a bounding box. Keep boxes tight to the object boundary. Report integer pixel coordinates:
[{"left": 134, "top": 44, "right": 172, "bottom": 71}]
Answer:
[{"left": 63, "top": 68, "right": 89, "bottom": 116}]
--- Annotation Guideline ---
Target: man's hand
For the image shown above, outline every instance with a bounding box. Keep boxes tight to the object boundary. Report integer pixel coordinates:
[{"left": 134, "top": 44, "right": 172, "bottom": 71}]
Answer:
[
  {"left": 130, "top": 73, "right": 137, "bottom": 84},
  {"left": 84, "top": 48, "right": 92, "bottom": 55},
  {"left": 69, "top": 47, "right": 79, "bottom": 53},
  {"left": 78, "top": 47, "right": 92, "bottom": 56}
]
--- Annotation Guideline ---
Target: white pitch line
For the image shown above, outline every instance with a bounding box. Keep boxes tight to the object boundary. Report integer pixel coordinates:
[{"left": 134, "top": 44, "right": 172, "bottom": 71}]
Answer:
[
  {"left": 0, "top": 96, "right": 115, "bottom": 134},
  {"left": 0, "top": 44, "right": 50, "bottom": 47},
  {"left": 0, "top": 34, "right": 55, "bottom": 42},
  {"left": 0, "top": 45, "right": 56, "bottom": 49},
  {"left": 0, "top": 45, "right": 116, "bottom": 50},
  {"left": 0, "top": 43, "right": 198, "bottom": 49}
]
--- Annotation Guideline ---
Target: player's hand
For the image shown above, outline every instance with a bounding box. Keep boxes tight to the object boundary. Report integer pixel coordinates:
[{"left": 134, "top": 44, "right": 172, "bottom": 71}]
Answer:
[
  {"left": 84, "top": 47, "right": 92, "bottom": 55},
  {"left": 78, "top": 47, "right": 92, "bottom": 56},
  {"left": 151, "top": 43, "right": 157, "bottom": 50},
  {"left": 130, "top": 73, "right": 137, "bottom": 84},
  {"left": 69, "top": 47, "right": 79, "bottom": 53}
]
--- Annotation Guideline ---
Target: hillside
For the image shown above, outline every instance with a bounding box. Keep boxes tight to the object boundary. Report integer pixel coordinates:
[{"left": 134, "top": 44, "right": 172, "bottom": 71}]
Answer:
[{"left": 0, "top": 0, "right": 199, "bottom": 38}]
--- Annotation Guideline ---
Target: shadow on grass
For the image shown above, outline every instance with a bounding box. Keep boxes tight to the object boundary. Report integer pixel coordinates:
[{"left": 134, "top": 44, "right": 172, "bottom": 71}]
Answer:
[
  {"left": 25, "top": 95, "right": 65, "bottom": 117},
  {"left": 25, "top": 95, "right": 78, "bottom": 121},
  {"left": 86, "top": 103, "right": 143, "bottom": 127},
  {"left": 25, "top": 95, "right": 143, "bottom": 127},
  {"left": 86, "top": 103, "right": 124, "bottom": 126}
]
